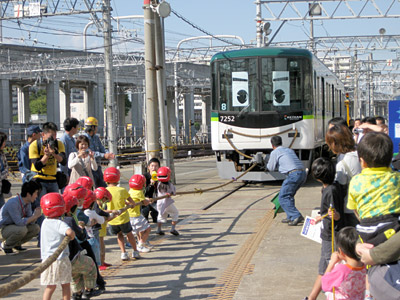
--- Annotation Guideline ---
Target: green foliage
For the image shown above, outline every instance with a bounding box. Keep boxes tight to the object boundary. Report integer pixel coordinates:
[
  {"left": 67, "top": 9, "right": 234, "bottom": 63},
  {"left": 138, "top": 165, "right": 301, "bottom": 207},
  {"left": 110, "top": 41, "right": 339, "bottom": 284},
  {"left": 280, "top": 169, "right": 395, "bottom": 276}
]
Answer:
[
  {"left": 125, "top": 94, "right": 131, "bottom": 116},
  {"left": 30, "top": 89, "right": 47, "bottom": 114}
]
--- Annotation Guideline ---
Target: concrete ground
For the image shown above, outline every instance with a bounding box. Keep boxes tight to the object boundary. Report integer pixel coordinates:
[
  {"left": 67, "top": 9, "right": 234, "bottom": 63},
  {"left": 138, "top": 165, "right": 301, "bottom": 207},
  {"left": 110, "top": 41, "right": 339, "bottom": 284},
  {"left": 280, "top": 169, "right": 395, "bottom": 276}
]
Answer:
[{"left": 0, "top": 158, "right": 325, "bottom": 300}]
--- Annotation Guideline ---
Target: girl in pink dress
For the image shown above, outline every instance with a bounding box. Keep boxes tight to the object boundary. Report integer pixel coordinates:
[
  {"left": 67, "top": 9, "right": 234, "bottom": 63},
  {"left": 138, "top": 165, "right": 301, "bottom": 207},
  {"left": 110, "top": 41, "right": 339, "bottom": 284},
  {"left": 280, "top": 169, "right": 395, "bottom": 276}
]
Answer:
[{"left": 321, "top": 227, "right": 366, "bottom": 300}]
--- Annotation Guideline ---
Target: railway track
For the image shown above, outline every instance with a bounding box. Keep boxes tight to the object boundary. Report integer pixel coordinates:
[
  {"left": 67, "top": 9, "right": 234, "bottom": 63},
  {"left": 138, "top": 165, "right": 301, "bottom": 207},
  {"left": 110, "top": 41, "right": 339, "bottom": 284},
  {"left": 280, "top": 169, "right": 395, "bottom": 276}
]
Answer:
[{"left": 4, "top": 143, "right": 214, "bottom": 171}]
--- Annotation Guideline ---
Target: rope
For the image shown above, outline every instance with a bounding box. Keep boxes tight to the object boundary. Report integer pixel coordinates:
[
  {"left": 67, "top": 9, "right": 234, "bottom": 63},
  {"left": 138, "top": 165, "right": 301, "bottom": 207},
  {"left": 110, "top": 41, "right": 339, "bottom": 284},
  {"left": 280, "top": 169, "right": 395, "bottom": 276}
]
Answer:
[
  {"left": 288, "top": 129, "right": 298, "bottom": 148},
  {"left": 0, "top": 235, "right": 71, "bottom": 298},
  {"left": 114, "top": 145, "right": 179, "bottom": 157},
  {"left": 223, "top": 131, "right": 253, "bottom": 159},
  {"left": 149, "top": 162, "right": 258, "bottom": 202},
  {"left": 223, "top": 127, "right": 299, "bottom": 161},
  {"left": 227, "top": 127, "right": 293, "bottom": 138}
]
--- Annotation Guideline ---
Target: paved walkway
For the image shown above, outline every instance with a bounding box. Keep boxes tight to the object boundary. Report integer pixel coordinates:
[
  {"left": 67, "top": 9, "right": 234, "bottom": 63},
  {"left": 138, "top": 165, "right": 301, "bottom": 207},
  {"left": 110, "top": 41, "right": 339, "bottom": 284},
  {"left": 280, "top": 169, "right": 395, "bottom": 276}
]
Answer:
[{"left": 0, "top": 159, "right": 325, "bottom": 299}]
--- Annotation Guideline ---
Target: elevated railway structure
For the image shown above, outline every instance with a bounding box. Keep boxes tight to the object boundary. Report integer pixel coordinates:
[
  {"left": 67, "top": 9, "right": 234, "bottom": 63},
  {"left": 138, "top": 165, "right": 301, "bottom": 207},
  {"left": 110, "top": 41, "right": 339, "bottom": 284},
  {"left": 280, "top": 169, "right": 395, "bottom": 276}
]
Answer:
[{"left": 0, "top": 0, "right": 399, "bottom": 143}]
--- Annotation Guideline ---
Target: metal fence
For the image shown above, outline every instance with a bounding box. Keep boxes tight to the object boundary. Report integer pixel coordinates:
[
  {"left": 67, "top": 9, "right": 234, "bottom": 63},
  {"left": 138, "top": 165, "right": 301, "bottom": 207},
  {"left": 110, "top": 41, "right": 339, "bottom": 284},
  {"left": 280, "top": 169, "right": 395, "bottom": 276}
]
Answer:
[{"left": 1, "top": 124, "right": 211, "bottom": 150}]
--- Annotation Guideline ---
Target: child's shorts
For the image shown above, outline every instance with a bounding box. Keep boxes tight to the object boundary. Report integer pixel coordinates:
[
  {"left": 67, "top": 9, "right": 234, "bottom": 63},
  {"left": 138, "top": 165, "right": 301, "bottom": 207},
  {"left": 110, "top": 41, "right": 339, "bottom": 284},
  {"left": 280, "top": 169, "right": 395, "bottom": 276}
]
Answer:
[
  {"left": 318, "top": 239, "right": 332, "bottom": 275},
  {"left": 130, "top": 215, "right": 150, "bottom": 234},
  {"left": 99, "top": 221, "right": 108, "bottom": 238},
  {"left": 41, "top": 256, "right": 72, "bottom": 286},
  {"left": 157, "top": 204, "right": 179, "bottom": 223},
  {"left": 110, "top": 221, "right": 133, "bottom": 235}
]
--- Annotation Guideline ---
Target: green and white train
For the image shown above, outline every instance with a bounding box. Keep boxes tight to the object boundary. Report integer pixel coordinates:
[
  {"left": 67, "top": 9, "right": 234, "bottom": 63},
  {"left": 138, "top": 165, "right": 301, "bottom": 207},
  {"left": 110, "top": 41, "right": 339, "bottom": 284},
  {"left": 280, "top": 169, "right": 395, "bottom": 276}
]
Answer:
[{"left": 210, "top": 47, "right": 345, "bottom": 181}]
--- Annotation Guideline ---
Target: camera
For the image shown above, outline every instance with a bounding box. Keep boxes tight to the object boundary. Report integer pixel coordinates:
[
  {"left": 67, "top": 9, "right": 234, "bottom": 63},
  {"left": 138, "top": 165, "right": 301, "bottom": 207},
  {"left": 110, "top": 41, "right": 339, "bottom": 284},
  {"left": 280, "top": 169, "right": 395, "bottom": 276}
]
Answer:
[
  {"left": 43, "top": 136, "right": 58, "bottom": 150},
  {"left": 353, "top": 128, "right": 364, "bottom": 134},
  {"left": 85, "top": 149, "right": 90, "bottom": 154}
]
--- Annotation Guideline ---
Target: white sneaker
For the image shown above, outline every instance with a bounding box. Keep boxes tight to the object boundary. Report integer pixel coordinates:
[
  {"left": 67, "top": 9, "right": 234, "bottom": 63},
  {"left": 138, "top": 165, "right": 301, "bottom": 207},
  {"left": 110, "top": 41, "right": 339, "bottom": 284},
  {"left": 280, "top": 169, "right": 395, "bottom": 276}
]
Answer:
[
  {"left": 145, "top": 241, "right": 154, "bottom": 249},
  {"left": 121, "top": 252, "right": 129, "bottom": 261},
  {"left": 132, "top": 250, "right": 141, "bottom": 259},
  {"left": 137, "top": 244, "right": 151, "bottom": 253}
]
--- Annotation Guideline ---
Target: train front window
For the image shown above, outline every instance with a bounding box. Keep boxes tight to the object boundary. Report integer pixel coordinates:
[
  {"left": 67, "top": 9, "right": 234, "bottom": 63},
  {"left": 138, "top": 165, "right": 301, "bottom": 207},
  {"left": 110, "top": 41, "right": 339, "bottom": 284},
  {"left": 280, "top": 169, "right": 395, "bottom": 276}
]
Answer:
[
  {"left": 261, "top": 57, "right": 312, "bottom": 112},
  {"left": 217, "top": 58, "right": 258, "bottom": 112}
]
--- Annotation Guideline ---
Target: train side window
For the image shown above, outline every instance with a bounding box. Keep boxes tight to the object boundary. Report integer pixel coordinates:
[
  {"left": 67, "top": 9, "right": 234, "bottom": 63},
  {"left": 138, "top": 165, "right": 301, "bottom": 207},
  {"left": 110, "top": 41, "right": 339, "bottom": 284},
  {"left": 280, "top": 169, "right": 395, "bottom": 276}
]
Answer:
[{"left": 262, "top": 57, "right": 312, "bottom": 112}]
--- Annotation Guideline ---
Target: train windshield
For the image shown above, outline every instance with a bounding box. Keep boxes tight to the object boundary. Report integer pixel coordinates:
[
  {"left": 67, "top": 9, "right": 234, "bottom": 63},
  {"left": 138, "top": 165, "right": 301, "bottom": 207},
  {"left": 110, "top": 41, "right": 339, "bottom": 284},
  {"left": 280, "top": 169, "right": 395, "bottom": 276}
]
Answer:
[
  {"left": 213, "top": 57, "right": 259, "bottom": 112},
  {"left": 261, "top": 57, "right": 312, "bottom": 112},
  {"left": 212, "top": 56, "right": 312, "bottom": 113}
]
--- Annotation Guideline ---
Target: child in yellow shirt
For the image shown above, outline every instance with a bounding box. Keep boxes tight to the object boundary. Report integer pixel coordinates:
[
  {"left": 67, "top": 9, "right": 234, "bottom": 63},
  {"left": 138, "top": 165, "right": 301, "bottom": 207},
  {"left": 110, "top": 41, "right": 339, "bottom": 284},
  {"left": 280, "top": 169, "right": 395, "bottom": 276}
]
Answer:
[{"left": 128, "top": 174, "right": 152, "bottom": 253}]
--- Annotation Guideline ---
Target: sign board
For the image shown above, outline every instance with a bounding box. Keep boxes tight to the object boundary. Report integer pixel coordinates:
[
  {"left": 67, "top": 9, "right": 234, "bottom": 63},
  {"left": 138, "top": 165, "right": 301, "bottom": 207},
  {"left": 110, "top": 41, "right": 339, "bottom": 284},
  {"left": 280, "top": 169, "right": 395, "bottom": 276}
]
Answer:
[
  {"left": 29, "top": 2, "right": 41, "bottom": 17},
  {"left": 232, "top": 72, "right": 249, "bottom": 107},
  {"left": 301, "top": 216, "right": 322, "bottom": 244},
  {"left": 388, "top": 100, "right": 400, "bottom": 154},
  {"left": 272, "top": 71, "right": 290, "bottom": 106}
]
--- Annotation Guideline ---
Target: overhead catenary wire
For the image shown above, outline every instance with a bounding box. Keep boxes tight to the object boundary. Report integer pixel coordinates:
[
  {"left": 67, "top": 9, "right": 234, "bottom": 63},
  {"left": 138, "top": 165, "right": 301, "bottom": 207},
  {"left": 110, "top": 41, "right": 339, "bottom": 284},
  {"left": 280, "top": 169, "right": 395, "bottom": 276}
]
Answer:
[{"left": 171, "top": 9, "right": 245, "bottom": 47}]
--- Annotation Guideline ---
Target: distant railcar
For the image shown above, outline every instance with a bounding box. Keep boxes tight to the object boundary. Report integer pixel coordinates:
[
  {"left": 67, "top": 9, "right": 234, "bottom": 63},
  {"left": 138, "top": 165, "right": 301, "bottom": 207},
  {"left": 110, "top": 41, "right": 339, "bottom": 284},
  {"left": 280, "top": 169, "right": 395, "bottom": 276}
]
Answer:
[{"left": 211, "top": 47, "right": 345, "bottom": 181}]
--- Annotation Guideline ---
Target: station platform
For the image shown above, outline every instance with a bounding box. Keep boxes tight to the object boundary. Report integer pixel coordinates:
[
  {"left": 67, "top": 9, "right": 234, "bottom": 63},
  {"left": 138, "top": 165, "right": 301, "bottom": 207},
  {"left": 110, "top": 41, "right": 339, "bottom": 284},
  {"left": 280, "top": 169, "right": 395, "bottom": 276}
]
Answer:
[{"left": 0, "top": 158, "right": 325, "bottom": 300}]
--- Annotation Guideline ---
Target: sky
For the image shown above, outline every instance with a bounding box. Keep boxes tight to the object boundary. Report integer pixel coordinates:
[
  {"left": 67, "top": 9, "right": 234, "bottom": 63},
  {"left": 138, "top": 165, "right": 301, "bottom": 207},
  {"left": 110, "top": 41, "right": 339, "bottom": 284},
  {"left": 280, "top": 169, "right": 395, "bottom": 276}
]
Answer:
[{"left": 1, "top": 0, "right": 399, "bottom": 60}]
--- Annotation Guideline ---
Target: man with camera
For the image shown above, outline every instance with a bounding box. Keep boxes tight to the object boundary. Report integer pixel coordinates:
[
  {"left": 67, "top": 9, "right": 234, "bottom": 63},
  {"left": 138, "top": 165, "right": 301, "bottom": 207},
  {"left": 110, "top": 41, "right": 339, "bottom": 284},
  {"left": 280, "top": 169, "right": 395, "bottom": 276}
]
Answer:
[{"left": 29, "top": 122, "right": 67, "bottom": 207}]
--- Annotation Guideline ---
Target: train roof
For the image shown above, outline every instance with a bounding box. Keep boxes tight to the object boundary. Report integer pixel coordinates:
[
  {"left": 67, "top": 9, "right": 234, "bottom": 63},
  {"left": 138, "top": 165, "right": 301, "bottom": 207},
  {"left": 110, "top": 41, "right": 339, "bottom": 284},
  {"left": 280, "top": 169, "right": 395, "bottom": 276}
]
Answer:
[{"left": 211, "top": 47, "right": 313, "bottom": 62}]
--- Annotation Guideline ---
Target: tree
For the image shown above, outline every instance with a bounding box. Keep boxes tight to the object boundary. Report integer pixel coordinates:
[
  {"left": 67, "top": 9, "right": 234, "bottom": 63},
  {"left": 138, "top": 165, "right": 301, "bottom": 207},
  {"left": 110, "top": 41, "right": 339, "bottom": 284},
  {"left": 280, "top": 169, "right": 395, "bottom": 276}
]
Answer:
[{"left": 29, "top": 89, "right": 47, "bottom": 115}]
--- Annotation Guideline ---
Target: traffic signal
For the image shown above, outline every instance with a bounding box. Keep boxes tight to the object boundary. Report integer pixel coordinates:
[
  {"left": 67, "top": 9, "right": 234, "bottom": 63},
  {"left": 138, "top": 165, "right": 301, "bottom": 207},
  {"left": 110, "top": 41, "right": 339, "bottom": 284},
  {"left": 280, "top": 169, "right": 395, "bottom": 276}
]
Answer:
[{"left": 345, "top": 93, "right": 349, "bottom": 100}]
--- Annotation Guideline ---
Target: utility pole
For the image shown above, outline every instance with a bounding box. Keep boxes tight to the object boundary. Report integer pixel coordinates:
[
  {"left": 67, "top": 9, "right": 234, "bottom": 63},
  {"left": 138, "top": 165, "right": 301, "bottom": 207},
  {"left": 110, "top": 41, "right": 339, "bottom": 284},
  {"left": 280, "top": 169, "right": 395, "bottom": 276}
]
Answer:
[
  {"left": 143, "top": 0, "right": 160, "bottom": 161},
  {"left": 154, "top": 1, "right": 175, "bottom": 182},
  {"left": 103, "top": 0, "right": 118, "bottom": 166}
]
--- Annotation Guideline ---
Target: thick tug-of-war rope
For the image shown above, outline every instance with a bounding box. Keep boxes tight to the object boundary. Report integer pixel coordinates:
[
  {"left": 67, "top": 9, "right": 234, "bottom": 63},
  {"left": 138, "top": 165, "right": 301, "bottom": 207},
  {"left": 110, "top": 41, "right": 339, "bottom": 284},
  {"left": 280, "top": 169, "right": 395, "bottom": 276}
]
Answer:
[
  {"left": 149, "top": 162, "right": 258, "bottom": 203},
  {"left": 0, "top": 236, "right": 71, "bottom": 298}
]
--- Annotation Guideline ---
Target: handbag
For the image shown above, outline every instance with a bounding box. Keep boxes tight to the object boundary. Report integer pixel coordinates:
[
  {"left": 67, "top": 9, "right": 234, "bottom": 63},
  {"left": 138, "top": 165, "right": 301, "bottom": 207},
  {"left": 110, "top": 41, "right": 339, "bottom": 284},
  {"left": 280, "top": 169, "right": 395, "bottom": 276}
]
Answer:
[
  {"left": 55, "top": 172, "right": 68, "bottom": 189},
  {"left": 1, "top": 179, "right": 11, "bottom": 194}
]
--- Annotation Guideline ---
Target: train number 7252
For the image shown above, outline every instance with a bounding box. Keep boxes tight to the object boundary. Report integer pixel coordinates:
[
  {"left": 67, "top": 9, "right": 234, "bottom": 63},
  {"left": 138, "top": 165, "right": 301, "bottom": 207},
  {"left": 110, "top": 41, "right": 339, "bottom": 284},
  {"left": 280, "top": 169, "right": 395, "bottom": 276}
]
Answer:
[{"left": 220, "top": 116, "right": 235, "bottom": 122}]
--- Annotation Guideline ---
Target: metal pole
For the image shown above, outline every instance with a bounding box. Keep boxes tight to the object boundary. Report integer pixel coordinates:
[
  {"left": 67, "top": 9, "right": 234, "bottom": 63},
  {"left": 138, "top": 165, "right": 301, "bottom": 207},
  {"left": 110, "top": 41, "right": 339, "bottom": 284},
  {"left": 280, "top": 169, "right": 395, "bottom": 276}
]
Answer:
[
  {"left": 0, "top": 5, "right": 2, "bottom": 43},
  {"left": 143, "top": 0, "right": 160, "bottom": 161},
  {"left": 174, "top": 62, "right": 180, "bottom": 143},
  {"left": 256, "top": 0, "right": 263, "bottom": 48},
  {"left": 103, "top": 0, "right": 118, "bottom": 166},
  {"left": 310, "top": 19, "right": 314, "bottom": 53},
  {"left": 154, "top": 12, "right": 173, "bottom": 168},
  {"left": 369, "top": 53, "right": 374, "bottom": 116},
  {"left": 354, "top": 49, "right": 359, "bottom": 118}
]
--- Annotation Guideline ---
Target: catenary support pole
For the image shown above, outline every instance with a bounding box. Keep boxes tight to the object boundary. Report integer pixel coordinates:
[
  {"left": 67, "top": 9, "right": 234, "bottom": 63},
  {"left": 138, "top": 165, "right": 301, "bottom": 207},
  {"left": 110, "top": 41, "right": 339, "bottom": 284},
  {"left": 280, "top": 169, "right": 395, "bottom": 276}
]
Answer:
[
  {"left": 143, "top": 0, "right": 160, "bottom": 161},
  {"left": 103, "top": 0, "right": 118, "bottom": 166},
  {"left": 154, "top": 10, "right": 175, "bottom": 181}
]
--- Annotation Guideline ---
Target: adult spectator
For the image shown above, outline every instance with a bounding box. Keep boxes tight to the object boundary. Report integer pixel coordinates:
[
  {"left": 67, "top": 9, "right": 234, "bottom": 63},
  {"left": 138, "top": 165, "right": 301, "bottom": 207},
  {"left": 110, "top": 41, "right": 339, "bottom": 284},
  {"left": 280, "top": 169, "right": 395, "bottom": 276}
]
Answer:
[
  {"left": 325, "top": 124, "right": 361, "bottom": 227},
  {"left": 0, "top": 131, "right": 10, "bottom": 209},
  {"left": 375, "top": 116, "right": 386, "bottom": 125},
  {"left": 68, "top": 135, "right": 97, "bottom": 184},
  {"left": 0, "top": 181, "right": 42, "bottom": 255},
  {"left": 84, "top": 117, "right": 115, "bottom": 188},
  {"left": 348, "top": 119, "right": 355, "bottom": 132},
  {"left": 354, "top": 117, "right": 377, "bottom": 144},
  {"left": 266, "top": 135, "right": 306, "bottom": 226},
  {"left": 60, "top": 117, "right": 80, "bottom": 182},
  {"left": 17, "top": 125, "right": 42, "bottom": 183},
  {"left": 356, "top": 231, "right": 400, "bottom": 300},
  {"left": 327, "top": 117, "right": 347, "bottom": 129},
  {"left": 29, "top": 121, "right": 66, "bottom": 207}
]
